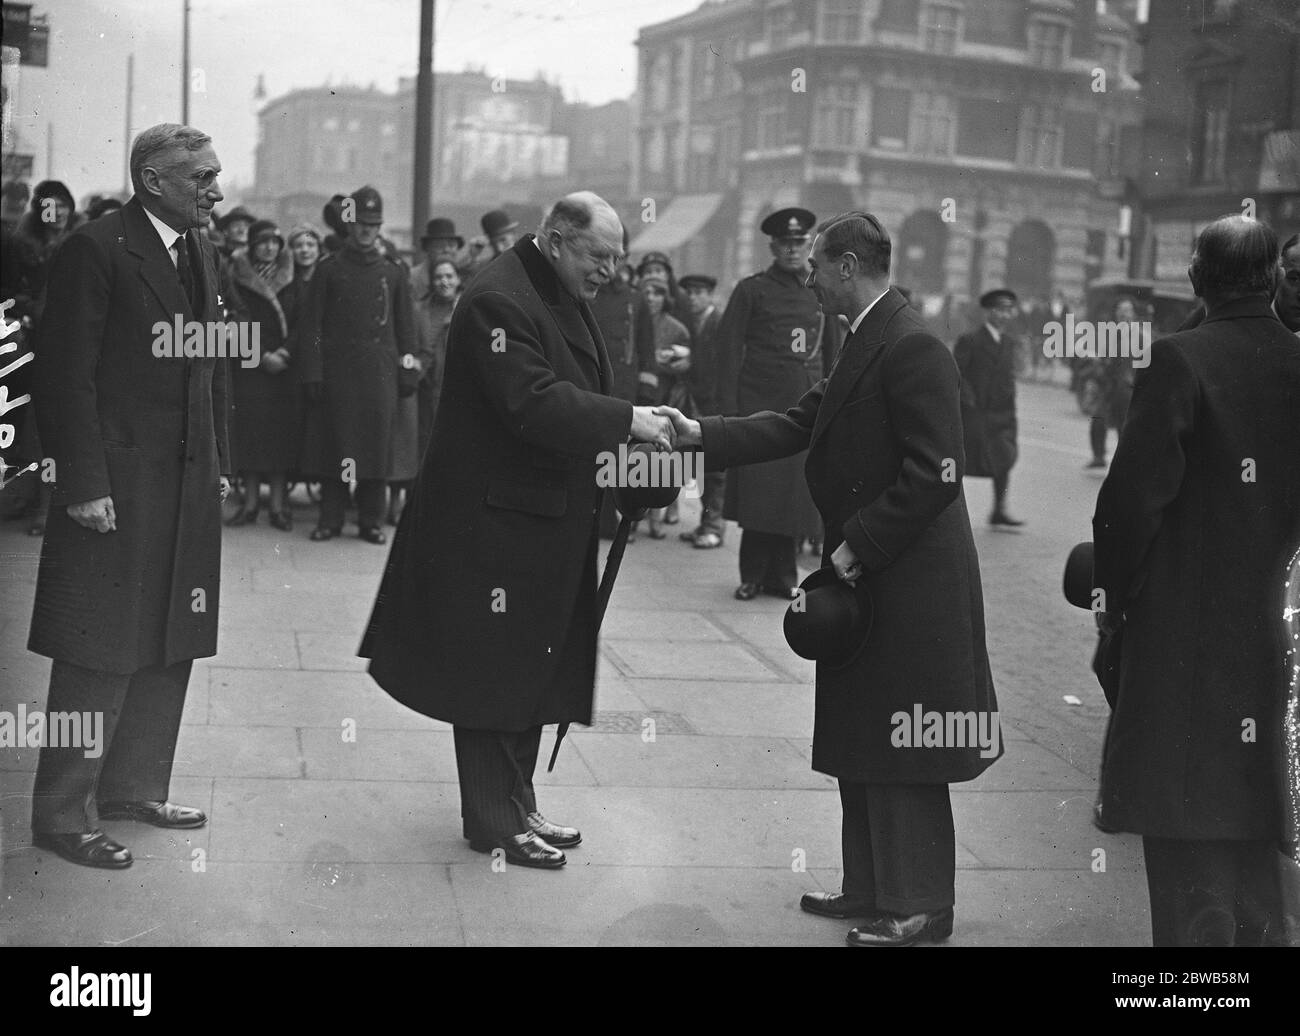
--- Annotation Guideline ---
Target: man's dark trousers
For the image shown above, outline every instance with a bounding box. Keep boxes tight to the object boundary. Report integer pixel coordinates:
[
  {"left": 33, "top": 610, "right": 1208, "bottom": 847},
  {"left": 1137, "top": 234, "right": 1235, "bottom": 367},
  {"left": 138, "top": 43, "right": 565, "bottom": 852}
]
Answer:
[
  {"left": 320, "top": 477, "right": 386, "bottom": 531},
  {"left": 739, "top": 529, "right": 796, "bottom": 590},
  {"left": 454, "top": 726, "right": 542, "bottom": 840},
  {"left": 1142, "top": 836, "right": 1286, "bottom": 946},
  {"left": 839, "top": 780, "right": 956, "bottom": 915},
  {"left": 31, "top": 659, "right": 192, "bottom": 834}
]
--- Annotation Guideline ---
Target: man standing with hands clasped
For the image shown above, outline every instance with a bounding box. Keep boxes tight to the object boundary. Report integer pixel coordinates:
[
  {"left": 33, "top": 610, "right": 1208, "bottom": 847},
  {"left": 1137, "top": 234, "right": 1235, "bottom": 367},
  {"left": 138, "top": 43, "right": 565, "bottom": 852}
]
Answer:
[{"left": 658, "top": 211, "right": 1000, "bottom": 946}]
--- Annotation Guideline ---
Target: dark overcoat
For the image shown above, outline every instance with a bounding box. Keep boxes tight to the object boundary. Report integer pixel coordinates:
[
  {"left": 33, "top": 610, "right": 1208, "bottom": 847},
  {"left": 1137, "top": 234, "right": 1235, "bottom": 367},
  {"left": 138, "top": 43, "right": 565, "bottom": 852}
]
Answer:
[
  {"left": 294, "top": 244, "right": 415, "bottom": 481},
  {"left": 700, "top": 289, "right": 1001, "bottom": 782},
  {"left": 715, "top": 264, "right": 839, "bottom": 538},
  {"left": 359, "top": 236, "right": 634, "bottom": 731},
  {"left": 684, "top": 305, "right": 723, "bottom": 415},
  {"left": 954, "top": 325, "right": 1018, "bottom": 478},
  {"left": 227, "top": 255, "right": 296, "bottom": 473},
  {"left": 27, "top": 197, "right": 229, "bottom": 674},
  {"left": 1094, "top": 297, "right": 1300, "bottom": 840}
]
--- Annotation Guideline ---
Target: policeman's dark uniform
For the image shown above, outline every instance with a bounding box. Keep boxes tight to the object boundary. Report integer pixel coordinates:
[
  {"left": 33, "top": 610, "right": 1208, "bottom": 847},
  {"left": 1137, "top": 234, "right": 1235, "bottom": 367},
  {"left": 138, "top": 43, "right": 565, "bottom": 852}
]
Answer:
[
  {"left": 715, "top": 208, "right": 838, "bottom": 598},
  {"left": 296, "top": 185, "right": 416, "bottom": 543}
]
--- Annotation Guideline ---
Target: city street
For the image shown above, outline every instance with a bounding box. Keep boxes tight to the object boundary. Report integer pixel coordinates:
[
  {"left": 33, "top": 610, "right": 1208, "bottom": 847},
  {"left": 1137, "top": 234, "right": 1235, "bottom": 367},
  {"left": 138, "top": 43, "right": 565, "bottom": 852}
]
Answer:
[{"left": 0, "top": 377, "right": 1153, "bottom": 947}]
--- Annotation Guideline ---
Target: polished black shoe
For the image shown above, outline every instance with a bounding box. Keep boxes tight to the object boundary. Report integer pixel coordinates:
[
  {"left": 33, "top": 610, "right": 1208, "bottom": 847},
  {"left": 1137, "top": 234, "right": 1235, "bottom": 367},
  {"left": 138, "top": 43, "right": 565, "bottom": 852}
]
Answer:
[
  {"left": 269, "top": 511, "right": 293, "bottom": 532},
  {"left": 359, "top": 527, "right": 387, "bottom": 545},
  {"left": 734, "top": 582, "right": 761, "bottom": 600},
  {"left": 989, "top": 512, "right": 1025, "bottom": 528},
  {"left": 310, "top": 526, "right": 340, "bottom": 541},
  {"left": 33, "top": 830, "right": 133, "bottom": 869},
  {"left": 526, "top": 811, "right": 581, "bottom": 849},
  {"left": 224, "top": 507, "right": 259, "bottom": 527},
  {"left": 469, "top": 832, "right": 566, "bottom": 869},
  {"left": 98, "top": 800, "right": 207, "bottom": 829},
  {"left": 762, "top": 584, "right": 800, "bottom": 601},
  {"left": 800, "top": 891, "right": 877, "bottom": 919},
  {"left": 1085, "top": 458, "right": 1107, "bottom": 470},
  {"left": 1092, "top": 800, "right": 1120, "bottom": 833},
  {"left": 846, "top": 907, "right": 953, "bottom": 947}
]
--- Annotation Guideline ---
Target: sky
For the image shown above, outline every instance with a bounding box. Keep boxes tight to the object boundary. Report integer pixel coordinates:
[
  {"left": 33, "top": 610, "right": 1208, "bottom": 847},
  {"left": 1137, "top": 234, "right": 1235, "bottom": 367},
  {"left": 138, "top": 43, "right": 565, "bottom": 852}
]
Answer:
[{"left": 5, "top": 0, "right": 704, "bottom": 198}]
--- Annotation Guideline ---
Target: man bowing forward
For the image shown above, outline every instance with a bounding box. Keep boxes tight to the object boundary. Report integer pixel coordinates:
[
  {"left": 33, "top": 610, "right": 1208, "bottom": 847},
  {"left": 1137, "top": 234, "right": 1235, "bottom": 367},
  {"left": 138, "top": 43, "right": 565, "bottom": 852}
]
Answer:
[
  {"left": 661, "top": 212, "right": 1000, "bottom": 945},
  {"left": 361, "top": 193, "right": 675, "bottom": 869}
]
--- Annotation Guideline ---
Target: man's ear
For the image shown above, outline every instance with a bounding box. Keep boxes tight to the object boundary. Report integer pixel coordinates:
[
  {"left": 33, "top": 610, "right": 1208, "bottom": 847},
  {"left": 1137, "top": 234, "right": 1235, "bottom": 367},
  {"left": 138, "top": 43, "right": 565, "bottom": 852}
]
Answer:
[{"left": 139, "top": 166, "right": 163, "bottom": 198}]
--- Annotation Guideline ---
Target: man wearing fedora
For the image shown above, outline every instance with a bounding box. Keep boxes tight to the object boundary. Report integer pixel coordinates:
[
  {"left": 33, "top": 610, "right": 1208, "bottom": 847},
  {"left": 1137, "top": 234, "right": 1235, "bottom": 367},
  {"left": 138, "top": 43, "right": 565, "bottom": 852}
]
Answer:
[
  {"left": 714, "top": 208, "right": 839, "bottom": 600},
  {"left": 954, "top": 289, "right": 1025, "bottom": 527},
  {"left": 360, "top": 192, "right": 676, "bottom": 869},
  {"left": 1092, "top": 215, "right": 1300, "bottom": 945},
  {"left": 660, "top": 211, "right": 1000, "bottom": 946},
  {"left": 462, "top": 208, "right": 520, "bottom": 281}
]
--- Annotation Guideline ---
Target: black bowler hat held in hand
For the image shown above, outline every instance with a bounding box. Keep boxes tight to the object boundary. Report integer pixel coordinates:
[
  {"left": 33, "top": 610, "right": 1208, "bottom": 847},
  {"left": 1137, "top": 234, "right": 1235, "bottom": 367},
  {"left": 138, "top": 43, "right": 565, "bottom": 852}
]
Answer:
[
  {"left": 784, "top": 566, "right": 872, "bottom": 671},
  {"left": 1062, "top": 542, "right": 1095, "bottom": 609}
]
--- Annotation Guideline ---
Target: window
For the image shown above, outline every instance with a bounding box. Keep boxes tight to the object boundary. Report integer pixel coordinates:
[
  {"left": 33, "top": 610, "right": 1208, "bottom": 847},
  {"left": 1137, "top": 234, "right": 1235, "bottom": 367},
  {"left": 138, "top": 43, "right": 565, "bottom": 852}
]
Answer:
[
  {"left": 1061, "top": 109, "right": 1097, "bottom": 169},
  {"left": 872, "top": 86, "right": 910, "bottom": 150},
  {"left": 1098, "top": 39, "right": 1124, "bottom": 78},
  {"left": 381, "top": 123, "right": 396, "bottom": 137},
  {"left": 1028, "top": 20, "right": 1068, "bottom": 67},
  {"left": 698, "top": 43, "right": 718, "bottom": 97},
  {"left": 876, "top": 0, "right": 919, "bottom": 32},
  {"left": 1096, "top": 117, "right": 1123, "bottom": 179},
  {"left": 921, "top": 3, "right": 961, "bottom": 53},
  {"left": 963, "top": 0, "right": 1024, "bottom": 46},
  {"left": 719, "top": 119, "right": 741, "bottom": 175},
  {"left": 346, "top": 118, "right": 361, "bottom": 132},
  {"left": 1192, "top": 79, "right": 1230, "bottom": 184},
  {"left": 910, "top": 92, "right": 953, "bottom": 156},
  {"left": 756, "top": 81, "right": 788, "bottom": 150},
  {"left": 322, "top": 116, "right": 339, "bottom": 131},
  {"left": 814, "top": 78, "right": 861, "bottom": 148},
  {"left": 956, "top": 96, "right": 1017, "bottom": 160},
  {"left": 820, "top": 0, "right": 863, "bottom": 41},
  {"left": 766, "top": 2, "right": 795, "bottom": 45},
  {"left": 1018, "top": 105, "right": 1062, "bottom": 168},
  {"left": 649, "top": 52, "right": 672, "bottom": 112}
]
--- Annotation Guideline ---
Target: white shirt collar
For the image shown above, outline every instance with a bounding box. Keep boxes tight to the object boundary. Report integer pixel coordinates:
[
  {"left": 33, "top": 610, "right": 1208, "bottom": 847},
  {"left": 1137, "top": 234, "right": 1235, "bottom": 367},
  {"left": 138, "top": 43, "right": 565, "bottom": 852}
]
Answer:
[
  {"left": 849, "top": 289, "right": 890, "bottom": 335},
  {"left": 984, "top": 322, "right": 1002, "bottom": 343},
  {"left": 143, "top": 205, "right": 184, "bottom": 261}
]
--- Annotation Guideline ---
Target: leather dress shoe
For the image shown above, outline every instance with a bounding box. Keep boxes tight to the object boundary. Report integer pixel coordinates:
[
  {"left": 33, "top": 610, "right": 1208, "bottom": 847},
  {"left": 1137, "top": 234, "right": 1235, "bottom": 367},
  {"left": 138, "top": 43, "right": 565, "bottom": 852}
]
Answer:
[
  {"left": 800, "top": 890, "right": 877, "bottom": 919},
  {"left": 269, "top": 511, "right": 293, "bottom": 532},
  {"left": 526, "top": 811, "right": 581, "bottom": 848},
  {"left": 989, "top": 512, "right": 1025, "bottom": 528},
  {"left": 98, "top": 800, "right": 207, "bottom": 829},
  {"left": 762, "top": 584, "right": 800, "bottom": 600},
  {"left": 846, "top": 907, "right": 953, "bottom": 947},
  {"left": 34, "top": 830, "right": 133, "bottom": 869},
  {"left": 734, "top": 582, "right": 761, "bottom": 600},
  {"left": 359, "top": 527, "right": 387, "bottom": 545},
  {"left": 469, "top": 832, "right": 566, "bottom": 869},
  {"left": 310, "top": 526, "right": 340, "bottom": 541}
]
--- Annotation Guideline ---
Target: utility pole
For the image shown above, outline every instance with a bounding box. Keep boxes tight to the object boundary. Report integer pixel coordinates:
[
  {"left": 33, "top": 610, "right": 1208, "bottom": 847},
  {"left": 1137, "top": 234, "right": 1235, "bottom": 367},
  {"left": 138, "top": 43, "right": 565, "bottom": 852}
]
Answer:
[
  {"left": 124, "top": 53, "right": 134, "bottom": 193},
  {"left": 412, "top": 0, "right": 435, "bottom": 247},
  {"left": 181, "top": 0, "right": 191, "bottom": 124}
]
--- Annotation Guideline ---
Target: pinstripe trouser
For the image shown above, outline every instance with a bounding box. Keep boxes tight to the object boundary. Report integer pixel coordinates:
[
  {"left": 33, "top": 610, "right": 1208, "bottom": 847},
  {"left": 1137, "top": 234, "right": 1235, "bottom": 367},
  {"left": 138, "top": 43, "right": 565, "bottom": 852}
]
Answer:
[{"left": 453, "top": 725, "right": 542, "bottom": 841}]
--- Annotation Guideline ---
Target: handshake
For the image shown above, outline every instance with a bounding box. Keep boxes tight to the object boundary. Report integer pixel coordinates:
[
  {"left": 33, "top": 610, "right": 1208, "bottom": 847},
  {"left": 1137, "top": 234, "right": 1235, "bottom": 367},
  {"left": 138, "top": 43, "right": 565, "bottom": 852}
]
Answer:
[{"left": 628, "top": 405, "right": 702, "bottom": 452}]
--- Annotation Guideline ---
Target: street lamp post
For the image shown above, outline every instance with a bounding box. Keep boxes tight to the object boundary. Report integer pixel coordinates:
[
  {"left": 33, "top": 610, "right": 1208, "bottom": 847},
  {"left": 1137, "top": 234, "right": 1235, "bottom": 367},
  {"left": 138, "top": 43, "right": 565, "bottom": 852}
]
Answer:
[{"left": 412, "top": 0, "right": 435, "bottom": 247}]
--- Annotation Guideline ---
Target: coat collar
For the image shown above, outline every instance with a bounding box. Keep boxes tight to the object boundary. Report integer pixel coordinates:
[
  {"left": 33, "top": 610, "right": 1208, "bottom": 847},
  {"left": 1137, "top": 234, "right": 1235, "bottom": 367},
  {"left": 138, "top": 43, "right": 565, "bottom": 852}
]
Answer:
[
  {"left": 511, "top": 234, "right": 610, "bottom": 386},
  {"left": 810, "top": 287, "right": 909, "bottom": 449},
  {"left": 121, "top": 196, "right": 208, "bottom": 321},
  {"left": 1201, "top": 294, "right": 1283, "bottom": 326}
]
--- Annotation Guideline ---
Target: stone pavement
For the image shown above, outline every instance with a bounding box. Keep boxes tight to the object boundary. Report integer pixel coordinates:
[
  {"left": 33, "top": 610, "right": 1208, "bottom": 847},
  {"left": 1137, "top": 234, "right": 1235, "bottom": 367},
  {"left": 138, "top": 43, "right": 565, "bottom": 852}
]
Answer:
[{"left": 0, "top": 381, "right": 1151, "bottom": 946}]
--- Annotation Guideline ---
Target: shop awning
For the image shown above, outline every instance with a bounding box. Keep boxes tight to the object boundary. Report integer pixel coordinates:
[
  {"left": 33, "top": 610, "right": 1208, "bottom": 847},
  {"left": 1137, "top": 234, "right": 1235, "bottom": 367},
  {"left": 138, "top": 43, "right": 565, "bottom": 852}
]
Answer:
[{"left": 629, "top": 192, "right": 725, "bottom": 255}]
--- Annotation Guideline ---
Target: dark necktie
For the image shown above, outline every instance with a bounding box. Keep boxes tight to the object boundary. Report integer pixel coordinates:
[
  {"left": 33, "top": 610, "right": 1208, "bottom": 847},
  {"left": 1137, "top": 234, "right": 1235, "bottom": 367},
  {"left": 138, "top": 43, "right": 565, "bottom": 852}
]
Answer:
[{"left": 172, "top": 234, "right": 196, "bottom": 311}]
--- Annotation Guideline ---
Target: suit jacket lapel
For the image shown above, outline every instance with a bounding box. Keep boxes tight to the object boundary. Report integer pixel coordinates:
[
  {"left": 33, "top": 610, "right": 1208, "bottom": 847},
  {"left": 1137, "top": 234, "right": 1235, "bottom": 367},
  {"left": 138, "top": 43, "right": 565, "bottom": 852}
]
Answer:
[
  {"left": 810, "top": 289, "right": 907, "bottom": 448},
  {"left": 123, "top": 198, "right": 194, "bottom": 323}
]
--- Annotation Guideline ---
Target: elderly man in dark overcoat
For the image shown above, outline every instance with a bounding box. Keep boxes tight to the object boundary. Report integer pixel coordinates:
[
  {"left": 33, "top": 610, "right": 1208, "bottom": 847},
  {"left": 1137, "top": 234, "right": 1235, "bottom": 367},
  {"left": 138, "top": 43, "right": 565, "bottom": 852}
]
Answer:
[
  {"left": 954, "top": 289, "right": 1024, "bottom": 527},
  {"left": 714, "top": 208, "right": 840, "bottom": 600},
  {"left": 26, "top": 124, "right": 230, "bottom": 869},
  {"left": 661, "top": 212, "right": 1000, "bottom": 946},
  {"left": 360, "top": 192, "right": 675, "bottom": 869},
  {"left": 297, "top": 185, "right": 416, "bottom": 545},
  {"left": 1093, "top": 215, "right": 1300, "bottom": 946}
]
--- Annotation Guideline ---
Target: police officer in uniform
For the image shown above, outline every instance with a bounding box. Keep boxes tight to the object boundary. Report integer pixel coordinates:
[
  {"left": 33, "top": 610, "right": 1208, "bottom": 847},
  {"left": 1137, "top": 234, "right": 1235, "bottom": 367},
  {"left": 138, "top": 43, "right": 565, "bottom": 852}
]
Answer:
[
  {"left": 715, "top": 207, "right": 839, "bottom": 599},
  {"left": 295, "top": 185, "right": 416, "bottom": 544}
]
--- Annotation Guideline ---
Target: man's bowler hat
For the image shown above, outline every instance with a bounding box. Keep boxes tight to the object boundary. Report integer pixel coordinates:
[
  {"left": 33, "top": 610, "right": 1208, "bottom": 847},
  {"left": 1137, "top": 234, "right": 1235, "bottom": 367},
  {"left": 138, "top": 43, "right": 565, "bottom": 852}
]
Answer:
[
  {"left": 979, "top": 288, "right": 1018, "bottom": 309},
  {"left": 679, "top": 274, "right": 717, "bottom": 292},
  {"left": 481, "top": 209, "right": 519, "bottom": 238},
  {"left": 783, "top": 566, "right": 872, "bottom": 671},
  {"left": 421, "top": 217, "right": 463, "bottom": 247},
  {"left": 613, "top": 443, "right": 683, "bottom": 518},
  {"left": 216, "top": 205, "right": 256, "bottom": 231},
  {"left": 1063, "top": 542, "right": 1095, "bottom": 609}
]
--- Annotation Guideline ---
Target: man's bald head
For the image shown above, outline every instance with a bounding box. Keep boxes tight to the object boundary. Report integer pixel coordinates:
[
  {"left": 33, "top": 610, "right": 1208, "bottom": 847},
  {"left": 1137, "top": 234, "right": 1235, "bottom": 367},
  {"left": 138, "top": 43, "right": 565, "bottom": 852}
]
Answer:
[
  {"left": 1189, "top": 214, "right": 1279, "bottom": 310},
  {"left": 537, "top": 191, "right": 625, "bottom": 301}
]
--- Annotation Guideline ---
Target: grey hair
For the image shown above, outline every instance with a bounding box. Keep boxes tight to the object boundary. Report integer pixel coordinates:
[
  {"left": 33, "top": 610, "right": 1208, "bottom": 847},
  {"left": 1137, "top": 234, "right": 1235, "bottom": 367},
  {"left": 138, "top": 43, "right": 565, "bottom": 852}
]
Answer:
[
  {"left": 130, "top": 124, "right": 212, "bottom": 194},
  {"left": 538, "top": 190, "right": 620, "bottom": 244}
]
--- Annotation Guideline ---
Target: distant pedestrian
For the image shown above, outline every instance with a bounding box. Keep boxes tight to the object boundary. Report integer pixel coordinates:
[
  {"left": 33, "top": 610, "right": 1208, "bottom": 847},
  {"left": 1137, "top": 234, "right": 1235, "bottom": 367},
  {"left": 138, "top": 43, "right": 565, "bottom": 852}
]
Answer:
[
  {"left": 1080, "top": 296, "right": 1140, "bottom": 469},
  {"left": 955, "top": 288, "right": 1024, "bottom": 527},
  {"left": 639, "top": 272, "right": 691, "bottom": 538},
  {"left": 409, "top": 257, "right": 459, "bottom": 464},
  {"left": 678, "top": 273, "right": 725, "bottom": 549}
]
